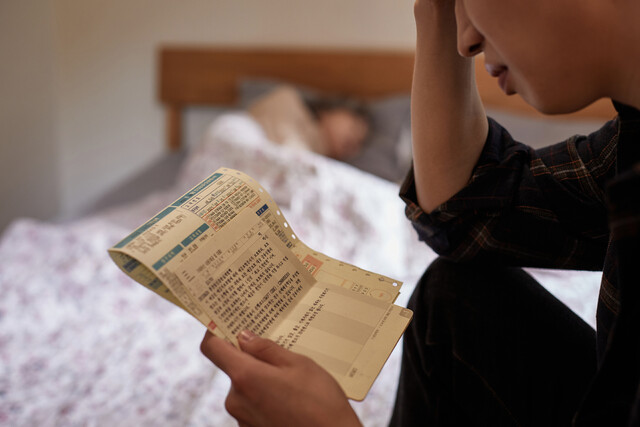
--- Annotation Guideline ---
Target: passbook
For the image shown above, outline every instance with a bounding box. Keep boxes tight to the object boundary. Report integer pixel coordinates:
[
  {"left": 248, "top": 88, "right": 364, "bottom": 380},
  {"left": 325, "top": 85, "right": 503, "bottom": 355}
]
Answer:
[{"left": 109, "top": 167, "right": 412, "bottom": 401}]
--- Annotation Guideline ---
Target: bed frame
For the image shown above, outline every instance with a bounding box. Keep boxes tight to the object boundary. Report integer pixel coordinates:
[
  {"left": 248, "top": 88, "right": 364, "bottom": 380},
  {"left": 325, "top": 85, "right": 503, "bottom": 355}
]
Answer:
[{"left": 158, "top": 46, "right": 617, "bottom": 151}]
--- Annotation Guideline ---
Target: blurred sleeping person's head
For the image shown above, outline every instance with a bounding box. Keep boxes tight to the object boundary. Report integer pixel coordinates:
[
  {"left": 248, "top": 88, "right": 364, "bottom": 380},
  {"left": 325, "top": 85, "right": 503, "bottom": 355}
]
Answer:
[{"left": 307, "top": 96, "right": 371, "bottom": 160}]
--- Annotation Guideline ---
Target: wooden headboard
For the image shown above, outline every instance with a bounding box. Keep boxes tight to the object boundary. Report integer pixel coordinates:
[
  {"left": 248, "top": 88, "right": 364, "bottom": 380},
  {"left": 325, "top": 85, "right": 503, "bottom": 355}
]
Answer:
[{"left": 158, "top": 46, "right": 616, "bottom": 151}]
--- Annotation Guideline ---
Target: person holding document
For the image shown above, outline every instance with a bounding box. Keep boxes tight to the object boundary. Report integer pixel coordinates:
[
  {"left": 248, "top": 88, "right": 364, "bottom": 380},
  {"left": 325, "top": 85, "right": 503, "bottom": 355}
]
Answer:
[{"left": 201, "top": 0, "right": 640, "bottom": 425}]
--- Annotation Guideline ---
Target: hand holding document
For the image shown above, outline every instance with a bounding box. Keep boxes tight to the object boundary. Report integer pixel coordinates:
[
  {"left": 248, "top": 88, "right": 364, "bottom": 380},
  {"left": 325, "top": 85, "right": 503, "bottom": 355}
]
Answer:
[{"left": 109, "top": 167, "right": 412, "bottom": 400}]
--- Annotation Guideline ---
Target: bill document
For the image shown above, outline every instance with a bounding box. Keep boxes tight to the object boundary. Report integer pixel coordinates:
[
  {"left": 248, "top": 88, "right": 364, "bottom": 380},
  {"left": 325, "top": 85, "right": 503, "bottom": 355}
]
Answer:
[{"left": 109, "top": 167, "right": 412, "bottom": 401}]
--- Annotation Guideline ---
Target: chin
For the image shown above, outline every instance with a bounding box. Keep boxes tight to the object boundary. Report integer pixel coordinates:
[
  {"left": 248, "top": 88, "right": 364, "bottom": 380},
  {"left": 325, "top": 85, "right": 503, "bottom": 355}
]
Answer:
[
  {"left": 522, "top": 86, "right": 601, "bottom": 116},
  {"left": 526, "top": 94, "right": 596, "bottom": 116}
]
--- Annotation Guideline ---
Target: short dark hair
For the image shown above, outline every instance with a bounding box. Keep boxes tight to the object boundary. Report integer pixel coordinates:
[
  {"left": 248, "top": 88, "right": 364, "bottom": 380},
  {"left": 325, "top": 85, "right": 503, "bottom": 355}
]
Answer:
[{"left": 305, "top": 95, "right": 371, "bottom": 125}]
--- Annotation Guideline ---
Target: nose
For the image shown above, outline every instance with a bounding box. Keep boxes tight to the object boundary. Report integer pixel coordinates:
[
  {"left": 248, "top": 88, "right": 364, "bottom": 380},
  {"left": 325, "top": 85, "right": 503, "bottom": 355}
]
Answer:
[{"left": 455, "top": 1, "right": 484, "bottom": 57}]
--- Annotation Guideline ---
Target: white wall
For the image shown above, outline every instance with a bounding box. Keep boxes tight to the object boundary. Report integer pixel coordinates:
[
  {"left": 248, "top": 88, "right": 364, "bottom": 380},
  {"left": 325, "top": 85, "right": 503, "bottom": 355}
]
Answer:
[
  {"left": 52, "top": 0, "right": 416, "bottom": 218},
  {"left": 0, "top": 0, "right": 415, "bottom": 230},
  {"left": 0, "top": 0, "right": 60, "bottom": 232}
]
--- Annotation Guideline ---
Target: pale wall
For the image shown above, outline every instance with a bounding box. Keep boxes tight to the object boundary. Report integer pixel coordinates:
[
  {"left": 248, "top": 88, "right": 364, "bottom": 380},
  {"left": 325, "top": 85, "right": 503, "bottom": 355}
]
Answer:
[
  {"left": 0, "top": 0, "right": 415, "bottom": 229},
  {"left": 53, "top": 0, "right": 416, "bottom": 218},
  {"left": 0, "top": 0, "right": 59, "bottom": 232}
]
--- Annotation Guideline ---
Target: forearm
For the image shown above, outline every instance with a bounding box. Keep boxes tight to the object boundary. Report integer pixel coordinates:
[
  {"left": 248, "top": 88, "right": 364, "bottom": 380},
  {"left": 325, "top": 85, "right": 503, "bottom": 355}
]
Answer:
[{"left": 411, "top": 1, "right": 488, "bottom": 212}]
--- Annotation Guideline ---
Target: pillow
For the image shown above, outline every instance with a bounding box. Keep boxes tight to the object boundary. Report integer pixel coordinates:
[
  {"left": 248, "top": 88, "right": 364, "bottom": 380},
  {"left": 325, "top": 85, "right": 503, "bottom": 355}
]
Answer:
[
  {"left": 237, "top": 79, "right": 412, "bottom": 183},
  {"left": 345, "top": 95, "right": 411, "bottom": 183}
]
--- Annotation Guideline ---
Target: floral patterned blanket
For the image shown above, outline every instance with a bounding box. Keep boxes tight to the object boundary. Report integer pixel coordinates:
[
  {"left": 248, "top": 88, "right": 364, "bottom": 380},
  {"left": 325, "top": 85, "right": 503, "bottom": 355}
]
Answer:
[{"left": 0, "top": 113, "right": 600, "bottom": 426}]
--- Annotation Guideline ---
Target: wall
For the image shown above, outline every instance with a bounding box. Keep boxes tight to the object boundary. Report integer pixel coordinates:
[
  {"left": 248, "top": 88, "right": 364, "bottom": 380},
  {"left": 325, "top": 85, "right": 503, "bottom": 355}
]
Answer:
[
  {"left": 53, "top": 0, "right": 417, "bottom": 218},
  {"left": 0, "top": 0, "right": 415, "bottom": 229},
  {"left": 0, "top": 0, "right": 60, "bottom": 232}
]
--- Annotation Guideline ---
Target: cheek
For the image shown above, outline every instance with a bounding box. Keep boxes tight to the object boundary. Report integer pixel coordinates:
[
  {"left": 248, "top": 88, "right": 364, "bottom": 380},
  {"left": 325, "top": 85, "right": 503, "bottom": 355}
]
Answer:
[{"left": 324, "top": 117, "right": 350, "bottom": 142}]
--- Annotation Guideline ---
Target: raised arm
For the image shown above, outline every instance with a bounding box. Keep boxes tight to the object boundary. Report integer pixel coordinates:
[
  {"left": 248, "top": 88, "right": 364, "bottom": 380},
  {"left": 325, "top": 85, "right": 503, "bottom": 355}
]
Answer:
[{"left": 411, "top": 0, "right": 488, "bottom": 212}]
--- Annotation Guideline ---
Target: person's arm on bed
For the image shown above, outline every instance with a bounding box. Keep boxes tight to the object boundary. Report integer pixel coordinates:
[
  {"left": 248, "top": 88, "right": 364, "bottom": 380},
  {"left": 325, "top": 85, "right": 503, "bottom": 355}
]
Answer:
[
  {"left": 201, "top": 330, "right": 362, "bottom": 427},
  {"left": 411, "top": 0, "right": 488, "bottom": 212}
]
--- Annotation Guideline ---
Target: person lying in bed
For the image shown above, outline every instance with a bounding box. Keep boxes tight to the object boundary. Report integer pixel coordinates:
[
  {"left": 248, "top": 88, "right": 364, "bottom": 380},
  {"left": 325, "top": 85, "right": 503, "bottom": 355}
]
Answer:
[
  {"left": 247, "top": 85, "right": 371, "bottom": 160},
  {"left": 201, "top": 0, "right": 640, "bottom": 425}
]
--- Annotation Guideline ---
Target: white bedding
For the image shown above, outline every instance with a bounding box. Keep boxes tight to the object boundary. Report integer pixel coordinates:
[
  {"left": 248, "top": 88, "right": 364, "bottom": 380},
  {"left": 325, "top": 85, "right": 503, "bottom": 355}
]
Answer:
[{"left": 0, "top": 113, "right": 601, "bottom": 426}]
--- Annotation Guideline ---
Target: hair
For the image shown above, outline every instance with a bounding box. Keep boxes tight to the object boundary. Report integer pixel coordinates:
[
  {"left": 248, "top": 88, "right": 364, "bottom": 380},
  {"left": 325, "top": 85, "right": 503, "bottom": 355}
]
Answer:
[{"left": 305, "top": 94, "right": 372, "bottom": 125}]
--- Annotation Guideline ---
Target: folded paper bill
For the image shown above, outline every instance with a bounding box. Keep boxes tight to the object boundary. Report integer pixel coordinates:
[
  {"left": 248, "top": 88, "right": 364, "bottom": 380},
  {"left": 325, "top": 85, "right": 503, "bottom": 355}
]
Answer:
[{"left": 109, "top": 167, "right": 412, "bottom": 401}]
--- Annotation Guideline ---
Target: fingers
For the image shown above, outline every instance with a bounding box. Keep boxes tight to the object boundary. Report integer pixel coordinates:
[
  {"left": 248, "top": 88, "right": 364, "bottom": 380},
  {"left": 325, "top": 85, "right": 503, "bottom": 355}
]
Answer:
[
  {"left": 237, "top": 329, "right": 302, "bottom": 367},
  {"left": 225, "top": 385, "right": 256, "bottom": 427},
  {"left": 201, "top": 329, "right": 296, "bottom": 373},
  {"left": 202, "top": 329, "right": 360, "bottom": 427},
  {"left": 200, "top": 330, "right": 251, "bottom": 375}
]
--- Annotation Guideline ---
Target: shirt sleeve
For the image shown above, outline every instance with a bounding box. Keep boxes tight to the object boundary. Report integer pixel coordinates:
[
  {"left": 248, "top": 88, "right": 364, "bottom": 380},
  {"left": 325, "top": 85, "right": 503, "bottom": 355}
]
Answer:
[{"left": 400, "top": 116, "right": 619, "bottom": 270}]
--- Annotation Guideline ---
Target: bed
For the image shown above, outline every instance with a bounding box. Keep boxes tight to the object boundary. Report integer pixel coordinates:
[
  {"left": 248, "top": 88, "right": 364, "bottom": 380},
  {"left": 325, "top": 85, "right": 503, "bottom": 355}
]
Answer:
[{"left": 0, "top": 46, "right": 612, "bottom": 426}]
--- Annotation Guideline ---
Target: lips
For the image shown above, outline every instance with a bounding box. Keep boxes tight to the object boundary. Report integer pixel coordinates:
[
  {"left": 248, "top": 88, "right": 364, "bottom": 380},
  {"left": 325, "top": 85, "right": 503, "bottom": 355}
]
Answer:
[{"left": 485, "top": 63, "right": 513, "bottom": 95}]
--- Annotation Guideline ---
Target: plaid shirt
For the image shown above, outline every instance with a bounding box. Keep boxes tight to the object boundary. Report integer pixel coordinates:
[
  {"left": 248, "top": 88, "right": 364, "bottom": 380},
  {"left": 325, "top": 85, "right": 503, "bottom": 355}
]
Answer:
[{"left": 400, "top": 101, "right": 640, "bottom": 425}]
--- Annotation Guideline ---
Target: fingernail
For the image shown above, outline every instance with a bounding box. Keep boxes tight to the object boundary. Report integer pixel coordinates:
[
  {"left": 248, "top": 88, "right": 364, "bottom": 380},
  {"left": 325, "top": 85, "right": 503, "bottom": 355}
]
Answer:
[{"left": 238, "top": 330, "right": 257, "bottom": 342}]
